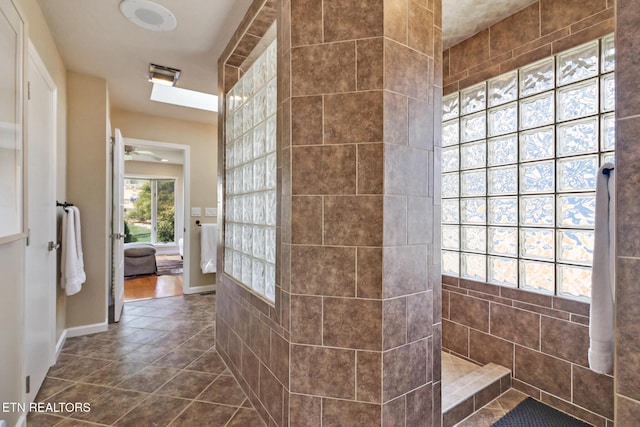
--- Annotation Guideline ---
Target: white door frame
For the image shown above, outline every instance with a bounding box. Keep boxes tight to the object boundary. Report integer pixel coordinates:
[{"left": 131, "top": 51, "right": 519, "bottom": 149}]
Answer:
[
  {"left": 120, "top": 137, "right": 194, "bottom": 293},
  {"left": 24, "top": 39, "right": 57, "bottom": 402}
]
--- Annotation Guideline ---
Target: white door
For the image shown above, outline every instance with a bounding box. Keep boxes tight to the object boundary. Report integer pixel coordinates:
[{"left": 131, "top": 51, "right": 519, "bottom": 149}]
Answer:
[
  {"left": 24, "top": 41, "right": 56, "bottom": 403},
  {"left": 112, "top": 129, "right": 125, "bottom": 321}
]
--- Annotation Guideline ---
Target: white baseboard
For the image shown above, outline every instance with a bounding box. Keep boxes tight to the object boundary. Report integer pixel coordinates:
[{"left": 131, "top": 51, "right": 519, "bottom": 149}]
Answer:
[
  {"left": 65, "top": 322, "right": 108, "bottom": 338},
  {"left": 183, "top": 284, "right": 216, "bottom": 295},
  {"left": 55, "top": 329, "right": 67, "bottom": 360}
]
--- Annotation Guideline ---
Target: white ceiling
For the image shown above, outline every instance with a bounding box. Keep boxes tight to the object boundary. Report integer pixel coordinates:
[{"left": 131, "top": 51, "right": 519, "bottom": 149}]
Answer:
[{"left": 37, "top": 0, "right": 536, "bottom": 128}]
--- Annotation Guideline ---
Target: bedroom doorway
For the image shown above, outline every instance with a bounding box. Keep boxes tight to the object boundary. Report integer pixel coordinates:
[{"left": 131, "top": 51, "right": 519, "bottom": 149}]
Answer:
[{"left": 118, "top": 138, "right": 191, "bottom": 303}]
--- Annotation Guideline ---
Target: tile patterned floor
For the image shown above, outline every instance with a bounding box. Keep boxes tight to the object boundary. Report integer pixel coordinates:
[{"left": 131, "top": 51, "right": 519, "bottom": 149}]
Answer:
[{"left": 28, "top": 294, "right": 266, "bottom": 427}]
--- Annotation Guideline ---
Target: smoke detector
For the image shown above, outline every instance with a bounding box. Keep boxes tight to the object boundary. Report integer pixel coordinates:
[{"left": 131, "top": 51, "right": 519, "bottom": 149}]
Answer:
[{"left": 119, "top": 0, "right": 177, "bottom": 32}]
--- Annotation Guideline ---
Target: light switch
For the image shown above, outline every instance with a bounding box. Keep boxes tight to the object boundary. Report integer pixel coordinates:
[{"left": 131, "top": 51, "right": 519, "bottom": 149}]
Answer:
[
  {"left": 205, "top": 207, "right": 217, "bottom": 217},
  {"left": 191, "top": 207, "right": 201, "bottom": 217}
]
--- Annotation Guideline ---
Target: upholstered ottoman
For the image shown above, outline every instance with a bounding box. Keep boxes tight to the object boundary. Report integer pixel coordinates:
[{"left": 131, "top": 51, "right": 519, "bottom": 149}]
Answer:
[{"left": 124, "top": 243, "right": 157, "bottom": 277}]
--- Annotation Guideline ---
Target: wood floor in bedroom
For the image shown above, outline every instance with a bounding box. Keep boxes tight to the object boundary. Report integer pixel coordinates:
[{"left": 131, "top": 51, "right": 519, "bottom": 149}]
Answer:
[{"left": 125, "top": 274, "right": 183, "bottom": 302}]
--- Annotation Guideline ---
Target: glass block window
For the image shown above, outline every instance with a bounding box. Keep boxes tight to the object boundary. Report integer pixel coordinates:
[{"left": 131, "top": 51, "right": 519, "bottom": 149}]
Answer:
[
  {"left": 441, "top": 34, "right": 615, "bottom": 301},
  {"left": 224, "top": 39, "right": 277, "bottom": 303}
]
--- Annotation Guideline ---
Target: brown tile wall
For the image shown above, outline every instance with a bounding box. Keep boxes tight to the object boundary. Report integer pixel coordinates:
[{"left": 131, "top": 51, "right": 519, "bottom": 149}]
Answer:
[
  {"left": 442, "top": 0, "right": 615, "bottom": 95},
  {"left": 616, "top": 0, "right": 640, "bottom": 423},
  {"left": 442, "top": 278, "right": 614, "bottom": 426},
  {"left": 216, "top": 2, "right": 288, "bottom": 427}
]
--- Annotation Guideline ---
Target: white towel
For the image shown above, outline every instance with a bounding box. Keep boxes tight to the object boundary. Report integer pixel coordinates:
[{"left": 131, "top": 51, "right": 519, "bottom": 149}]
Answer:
[
  {"left": 589, "top": 163, "right": 615, "bottom": 374},
  {"left": 200, "top": 224, "right": 217, "bottom": 274},
  {"left": 60, "top": 206, "right": 86, "bottom": 296}
]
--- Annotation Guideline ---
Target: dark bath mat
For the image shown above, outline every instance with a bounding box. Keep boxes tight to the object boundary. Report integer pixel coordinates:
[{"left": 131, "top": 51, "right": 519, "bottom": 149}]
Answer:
[{"left": 492, "top": 397, "right": 591, "bottom": 427}]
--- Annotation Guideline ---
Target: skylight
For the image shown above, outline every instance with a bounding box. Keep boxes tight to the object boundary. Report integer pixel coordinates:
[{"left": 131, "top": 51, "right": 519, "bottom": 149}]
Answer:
[{"left": 150, "top": 83, "right": 218, "bottom": 112}]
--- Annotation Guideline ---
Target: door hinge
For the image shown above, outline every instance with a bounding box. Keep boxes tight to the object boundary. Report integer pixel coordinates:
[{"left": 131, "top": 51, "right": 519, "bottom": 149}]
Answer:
[
  {"left": 26, "top": 228, "right": 30, "bottom": 246},
  {"left": 26, "top": 375, "right": 30, "bottom": 394}
]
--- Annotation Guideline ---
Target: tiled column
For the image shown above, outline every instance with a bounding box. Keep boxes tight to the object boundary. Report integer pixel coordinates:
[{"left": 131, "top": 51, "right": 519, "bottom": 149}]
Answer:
[
  {"left": 615, "top": 0, "right": 640, "bottom": 424},
  {"left": 280, "top": 1, "right": 442, "bottom": 425}
]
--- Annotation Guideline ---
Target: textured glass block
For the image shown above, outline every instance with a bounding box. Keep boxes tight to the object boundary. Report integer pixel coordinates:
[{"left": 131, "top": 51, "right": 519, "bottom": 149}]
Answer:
[
  {"left": 602, "top": 33, "right": 615, "bottom": 73},
  {"left": 253, "top": 226, "right": 265, "bottom": 259},
  {"left": 557, "top": 155, "right": 597, "bottom": 192},
  {"left": 488, "top": 197, "right": 518, "bottom": 225},
  {"left": 489, "top": 71, "right": 518, "bottom": 107},
  {"left": 443, "top": 93, "right": 459, "bottom": 121},
  {"left": 520, "top": 195, "right": 554, "bottom": 226},
  {"left": 442, "top": 225, "right": 460, "bottom": 250},
  {"left": 224, "top": 223, "right": 232, "bottom": 248},
  {"left": 254, "top": 88, "right": 267, "bottom": 125},
  {"left": 558, "top": 229, "right": 594, "bottom": 265},
  {"left": 520, "top": 228, "right": 554, "bottom": 261},
  {"left": 243, "top": 163, "right": 254, "bottom": 193},
  {"left": 254, "top": 122, "right": 266, "bottom": 158},
  {"left": 442, "top": 199, "right": 460, "bottom": 224},
  {"left": 520, "top": 57, "right": 554, "bottom": 97},
  {"left": 602, "top": 153, "right": 615, "bottom": 165},
  {"left": 461, "top": 226, "right": 486, "bottom": 253},
  {"left": 488, "top": 135, "right": 518, "bottom": 166},
  {"left": 265, "top": 228, "right": 276, "bottom": 263},
  {"left": 267, "top": 78, "right": 277, "bottom": 117},
  {"left": 557, "top": 79, "right": 598, "bottom": 122},
  {"left": 520, "top": 127, "right": 554, "bottom": 161},
  {"left": 558, "top": 265, "right": 592, "bottom": 300},
  {"left": 460, "top": 141, "right": 486, "bottom": 170},
  {"left": 266, "top": 153, "right": 277, "bottom": 189},
  {"left": 242, "top": 100, "right": 254, "bottom": 133},
  {"left": 224, "top": 249, "right": 233, "bottom": 276},
  {"left": 557, "top": 117, "right": 598, "bottom": 156},
  {"left": 266, "top": 41, "right": 277, "bottom": 78},
  {"left": 489, "top": 102, "right": 517, "bottom": 136},
  {"left": 254, "top": 192, "right": 266, "bottom": 225},
  {"left": 442, "top": 119, "right": 460, "bottom": 147},
  {"left": 232, "top": 251, "right": 241, "bottom": 280},
  {"left": 242, "top": 254, "right": 253, "bottom": 285},
  {"left": 243, "top": 194, "right": 254, "bottom": 223},
  {"left": 461, "top": 198, "right": 486, "bottom": 224},
  {"left": 225, "top": 169, "right": 233, "bottom": 195},
  {"left": 460, "top": 82, "right": 486, "bottom": 115},
  {"left": 233, "top": 222, "right": 242, "bottom": 250},
  {"left": 265, "top": 116, "right": 277, "bottom": 153},
  {"left": 461, "top": 170, "right": 486, "bottom": 196},
  {"left": 520, "top": 260, "right": 555, "bottom": 294},
  {"left": 461, "top": 253, "right": 486, "bottom": 281},
  {"left": 488, "top": 256, "right": 518, "bottom": 287},
  {"left": 226, "top": 89, "right": 235, "bottom": 113},
  {"left": 253, "top": 158, "right": 266, "bottom": 191},
  {"left": 265, "top": 264, "right": 276, "bottom": 300},
  {"left": 601, "top": 113, "right": 615, "bottom": 151},
  {"left": 242, "top": 225, "right": 253, "bottom": 254},
  {"left": 442, "top": 251, "right": 460, "bottom": 277},
  {"left": 243, "top": 132, "right": 253, "bottom": 163},
  {"left": 252, "top": 259, "right": 266, "bottom": 294},
  {"left": 520, "top": 92, "right": 554, "bottom": 130},
  {"left": 488, "top": 166, "right": 517, "bottom": 195},
  {"left": 558, "top": 194, "right": 596, "bottom": 228},
  {"left": 226, "top": 142, "right": 235, "bottom": 169},
  {"left": 520, "top": 161, "right": 554, "bottom": 194},
  {"left": 233, "top": 108, "right": 243, "bottom": 140},
  {"left": 254, "top": 55, "right": 267, "bottom": 90},
  {"left": 442, "top": 146, "right": 459, "bottom": 172},
  {"left": 488, "top": 227, "right": 517, "bottom": 256},
  {"left": 442, "top": 173, "right": 460, "bottom": 198},
  {"left": 233, "top": 167, "right": 242, "bottom": 195},
  {"left": 557, "top": 40, "right": 599, "bottom": 86},
  {"left": 601, "top": 73, "right": 615, "bottom": 112},
  {"left": 266, "top": 190, "right": 277, "bottom": 226},
  {"left": 461, "top": 112, "right": 486, "bottom": 142}
]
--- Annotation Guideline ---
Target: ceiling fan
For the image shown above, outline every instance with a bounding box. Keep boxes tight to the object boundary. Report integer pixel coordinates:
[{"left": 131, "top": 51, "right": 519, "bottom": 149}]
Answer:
[{"left": 124, "top": 145, "right": 164, "bottom": 162}]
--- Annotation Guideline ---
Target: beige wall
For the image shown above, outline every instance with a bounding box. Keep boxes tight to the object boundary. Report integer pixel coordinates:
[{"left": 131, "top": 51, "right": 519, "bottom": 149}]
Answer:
[
  {"left": 0, "top": 0, "right": 67, "bottom": 424},
  {"left": 111, "top": 109, "right": 218, "bottom": 287},
  {"left": 66, "top": 71, "right": 109, "bottom": 327}
]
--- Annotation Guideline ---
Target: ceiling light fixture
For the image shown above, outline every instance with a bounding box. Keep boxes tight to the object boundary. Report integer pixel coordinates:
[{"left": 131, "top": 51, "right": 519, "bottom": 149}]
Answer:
[
  {"left": 148, "top": 63, "right": 181, "bottom": 86},
  {"left": 119, "top": 0, "right": 177, "bottom": 32}
]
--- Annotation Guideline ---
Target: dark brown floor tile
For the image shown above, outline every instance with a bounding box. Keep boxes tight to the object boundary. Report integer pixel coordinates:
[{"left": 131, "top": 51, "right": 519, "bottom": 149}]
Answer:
[
  {"left": 116, "top": 365, "right": 179, "bottom": 393},
  {"left": 114, "top": 395, "right": 190, "bottom": 427},
  {"left": 71, "top": 388, "right": 147, "bottom": 425},
  {"left": 80, "top": 362, "right": 146, "bottom": 387},
  {"left": 47, "top": 355, "right": 112, "bottom": 380},
  {"left": 55, "top": 418, "right": 105, "bottom": 426},
  {"left": 186, "top": 350, "right": 228, "bottom": 374},
  {"left": 168, "top": 401, "right": 237, "bottom": 426},
  {"left": 118, "top": 344, "right": 169, "bottom": 365},
  {"left": 198, "top": 375, "right": 247, "bottom": 406},
  {"left": 152, "top": 348, "right": 205, "bottom": 369},
  {"left": 26, "top": 412, "right": 65, "bottom": 426},
  {"left": 34, "top": 377, "right": 75, "bottom": 402},
  {"left": 44, "top": 383, "right": 111, "bottom": 415},
  {"left": 155, "top": 371, "right": 217, "bottom": 399},
  {"left": 226, "top": 408, "right": 267, "bottom": 427}
]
